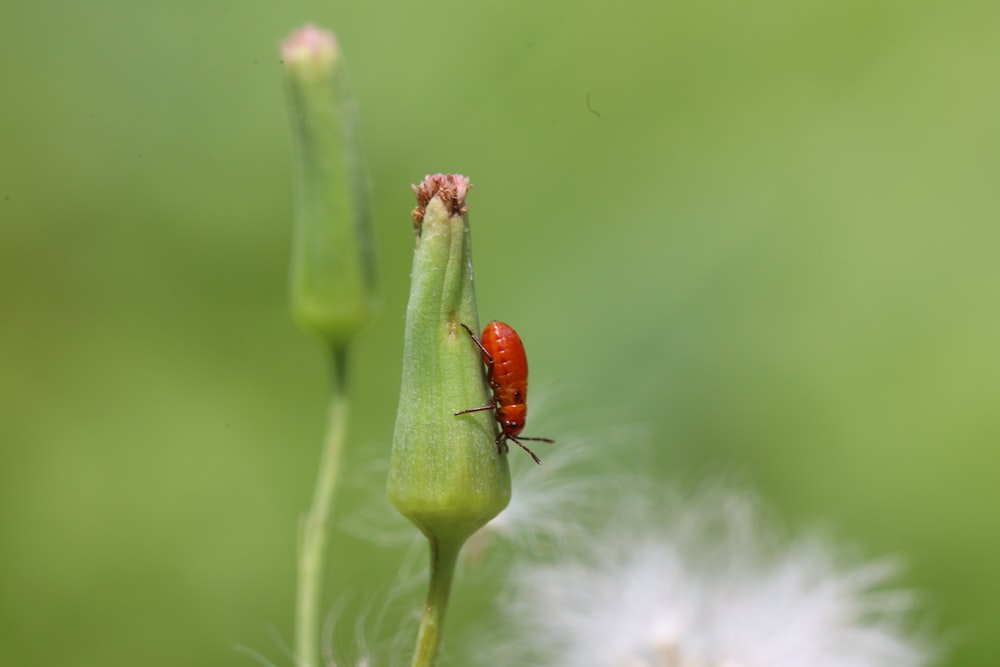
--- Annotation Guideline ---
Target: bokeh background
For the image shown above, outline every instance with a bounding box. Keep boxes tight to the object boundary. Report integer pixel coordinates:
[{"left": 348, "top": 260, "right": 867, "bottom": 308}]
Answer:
[{"left": 2, "top": 0, "right": 998, "bottom": 665}]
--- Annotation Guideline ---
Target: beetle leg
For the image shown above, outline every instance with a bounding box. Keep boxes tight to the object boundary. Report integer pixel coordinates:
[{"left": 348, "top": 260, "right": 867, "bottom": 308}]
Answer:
[
  {"left": 454, "top": 404, "right": 495, "bottom": 416},
  {"left": 460, "top": 322, "right": 495, "bottom": 366},
  {"left": 494, "top": 432, "right": 509, "bottom": 455}
]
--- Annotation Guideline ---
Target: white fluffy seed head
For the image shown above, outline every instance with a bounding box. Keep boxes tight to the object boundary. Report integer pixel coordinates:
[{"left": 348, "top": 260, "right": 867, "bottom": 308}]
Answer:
[{"left": 482, "top": 488, "right": 931, "bottom": 667}]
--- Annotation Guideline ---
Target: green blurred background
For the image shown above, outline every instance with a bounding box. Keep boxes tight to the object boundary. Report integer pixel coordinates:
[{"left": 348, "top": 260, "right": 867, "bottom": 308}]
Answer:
[{"left": 2, "top": 0, "right": 997, "bottom": 665}]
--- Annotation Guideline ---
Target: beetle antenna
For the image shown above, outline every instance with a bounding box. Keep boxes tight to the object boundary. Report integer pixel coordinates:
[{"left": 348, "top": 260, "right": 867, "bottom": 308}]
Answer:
[{"left": 507, "top": 435, "right": 543, "bottom": 465}]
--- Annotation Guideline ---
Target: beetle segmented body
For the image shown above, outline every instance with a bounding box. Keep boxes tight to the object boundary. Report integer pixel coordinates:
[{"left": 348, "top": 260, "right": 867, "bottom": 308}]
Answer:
[{"left": 455, "top": 320, "right": 554, "bottom": 464}]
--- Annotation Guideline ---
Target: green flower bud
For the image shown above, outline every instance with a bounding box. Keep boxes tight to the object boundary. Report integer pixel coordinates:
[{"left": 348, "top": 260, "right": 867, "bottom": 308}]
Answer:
[
  {"left": 388, "top": 174, "right": 511, "bottom": 548},
  {"left": 281, "top": 25, "right": 378, "bottom": 347}
]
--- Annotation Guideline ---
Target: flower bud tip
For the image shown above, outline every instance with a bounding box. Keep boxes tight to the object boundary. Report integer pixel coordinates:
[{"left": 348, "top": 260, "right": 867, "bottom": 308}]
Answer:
[
  {"left": 281, "top": 25, "right": 339, "bottom": 64},
  {"left": 411, "top": 173, "right": 472, "bottom": 227}
]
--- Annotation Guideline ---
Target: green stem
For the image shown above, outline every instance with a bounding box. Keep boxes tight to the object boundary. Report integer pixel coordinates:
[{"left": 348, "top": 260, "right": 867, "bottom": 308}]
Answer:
[
  {"left": 410, "top": 538, "right": 462, "bottom": 667},
  {"left": 295, "top": 346, "right": 350, "bottom": 667}
]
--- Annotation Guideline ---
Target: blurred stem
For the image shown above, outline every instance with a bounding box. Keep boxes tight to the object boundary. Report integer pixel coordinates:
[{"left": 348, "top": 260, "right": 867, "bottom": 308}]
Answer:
[
  {"left": 296, "top": 345, "right": 350, "bottom": 667},
  {"left": 410, "top": 537, "right": 461, "bottom": 667}
]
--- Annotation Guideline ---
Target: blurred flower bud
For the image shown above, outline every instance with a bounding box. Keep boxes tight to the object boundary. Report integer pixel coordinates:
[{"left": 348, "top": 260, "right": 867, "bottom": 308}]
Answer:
[{"left": 281, "top": 25, "right": 378, "bottom": 347}]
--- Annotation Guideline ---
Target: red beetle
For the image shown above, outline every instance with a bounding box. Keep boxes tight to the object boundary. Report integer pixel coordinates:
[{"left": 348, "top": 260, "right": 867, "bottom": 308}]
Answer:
[{"left": 455, "top": 320, "right": 554, "bottom": 464}]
